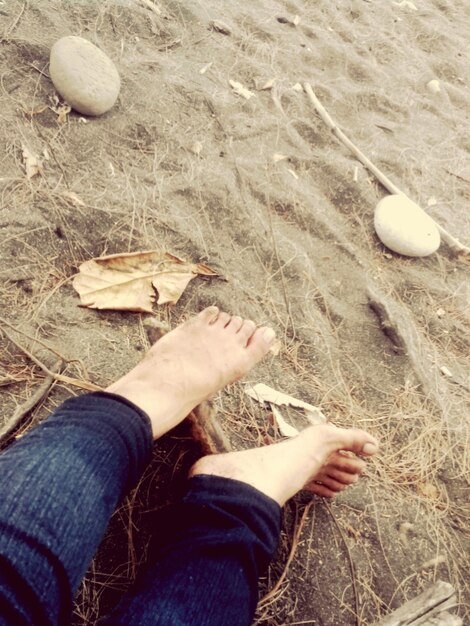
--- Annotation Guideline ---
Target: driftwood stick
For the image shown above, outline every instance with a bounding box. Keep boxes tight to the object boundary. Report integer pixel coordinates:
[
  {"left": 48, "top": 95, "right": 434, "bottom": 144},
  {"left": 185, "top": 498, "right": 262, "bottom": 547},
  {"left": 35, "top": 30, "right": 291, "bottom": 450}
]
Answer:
[
  {"left": 189, "top": 402, "right": 232, "bottom": 454},
  {"left": 374, "top": 580, "right": 459, "bottom": 626},
  {"left": 414, "top": 611, "right": 462, "bottom": 626},
  {"left": 304, "top": 82, "right": 402, "bottom": 196},
  {"left": 0, "top": 360, "right": 62, "bottom": 443},
  {"left": 303, "top": 82, "right": 470, "bottom": 256}
]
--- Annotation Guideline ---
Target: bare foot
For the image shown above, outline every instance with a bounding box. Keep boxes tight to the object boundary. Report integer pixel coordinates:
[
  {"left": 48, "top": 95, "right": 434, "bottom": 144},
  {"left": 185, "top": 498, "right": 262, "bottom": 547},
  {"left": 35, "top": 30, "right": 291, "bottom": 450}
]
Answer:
[
  {"left": 190, "top": 424, "right": 379, "bottom": 506},
  {"left": 106, "top": 307, "right": 275, "bottom": 438}
]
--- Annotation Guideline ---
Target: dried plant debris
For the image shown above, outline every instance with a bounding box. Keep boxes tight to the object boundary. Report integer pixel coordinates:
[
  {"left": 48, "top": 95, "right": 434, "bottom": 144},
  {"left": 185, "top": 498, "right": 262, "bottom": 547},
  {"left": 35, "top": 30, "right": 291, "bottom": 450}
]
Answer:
[
  {"left": 245, "top": 382, "right": 327, "bottom": 436},
  {"left": 137, "top": 0, "right": 161, "bottom": 16},
  {"left": 277, "top": 15, "right": 300, "bottom": 26},
  {"left": 73, "top": 251, "right": 218, "bottom": 313},
  {"left": 21, "top": 143, "right": 42, "bottom": 179},
  {"left": 208, "top": 20, "right": 232, "bottom": 36},
  {"left": 229, "top": 80, "right": 255, "bottom": 100},
  {"left": 255, "top": 77, "right": 275, "bottom": 91}
]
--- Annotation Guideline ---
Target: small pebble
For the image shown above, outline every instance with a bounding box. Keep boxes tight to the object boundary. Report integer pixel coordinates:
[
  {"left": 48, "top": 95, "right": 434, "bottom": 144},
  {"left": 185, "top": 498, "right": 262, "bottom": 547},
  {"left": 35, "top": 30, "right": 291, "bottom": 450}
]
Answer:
[
  {"left": 49, "top": 36, "right": 121, "bottom": 116},
  {"left": 374, "top": 195, "right": 440, "bottom": 257},
  {"left": 256, "top": 78, "right": 275, "bottom": 91},
  {"left": 426, "top": 79, "right": 441, "bottom": 94},
  {"left": 190, "top": 141, "right": 203, "bottom": 156}
]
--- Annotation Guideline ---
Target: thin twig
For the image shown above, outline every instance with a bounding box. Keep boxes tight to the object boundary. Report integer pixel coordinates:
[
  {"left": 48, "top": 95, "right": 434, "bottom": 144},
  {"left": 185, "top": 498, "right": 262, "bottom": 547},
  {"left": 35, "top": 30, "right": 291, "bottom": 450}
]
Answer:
[
  {"left": 1, "top": 0, "right": 27, "bottom": 42},
  {"left": 0, "top": 317, "right": 70, "bottom": 362},
  {"left": 325, "top": 502, "right": 360, "bottom": 626},
  {"left": 137, "top": 0, "right": 161, "bottom": 15},
  {"left": 303, "top": 82, "right": 470, "bottom": 256},
  {"left": 0, "top": 376, "right": 23, "bottom": 387},
  {"left": 1, "top": 328, "right": 101, "bottom": 392},
  {"left": 267, "top": 202, "right": 296, "bottom": 343},
  {"left": 28, "top": 62, "right": 50, "bottom": 79},
  {"left": 0, "top": 359, "right": 62, "bottom": 444}
]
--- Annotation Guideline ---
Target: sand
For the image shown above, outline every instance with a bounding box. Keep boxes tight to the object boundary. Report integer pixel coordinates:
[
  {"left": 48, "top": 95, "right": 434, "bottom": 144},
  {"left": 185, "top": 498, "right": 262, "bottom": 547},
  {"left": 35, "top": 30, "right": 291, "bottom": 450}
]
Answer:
[{"left": 0, "top": 0, "right": 469, "bottom": 624}]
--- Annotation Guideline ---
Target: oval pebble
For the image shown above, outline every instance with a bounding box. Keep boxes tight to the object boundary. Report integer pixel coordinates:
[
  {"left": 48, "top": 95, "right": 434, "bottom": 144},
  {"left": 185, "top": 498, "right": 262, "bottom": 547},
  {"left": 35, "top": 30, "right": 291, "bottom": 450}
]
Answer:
[
  {"left": 49, "top": 36, "right": 120, "bottom": 116},
  {"left": 426, "top": 79, "right": 441, "bottom": 94},
  {"left": 374, "top": 195, "right": 440, "bottom": 257}
]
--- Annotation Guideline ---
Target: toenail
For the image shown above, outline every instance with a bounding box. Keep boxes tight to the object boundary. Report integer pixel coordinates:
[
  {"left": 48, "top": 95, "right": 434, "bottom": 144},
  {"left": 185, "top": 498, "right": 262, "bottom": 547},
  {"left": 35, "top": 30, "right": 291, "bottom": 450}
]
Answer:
[
  {"left": 362, "top": 442, "right": 378, "bottom": 455},
  {"left": 263, "top": 328, "right": 276, "bottom": 343}
]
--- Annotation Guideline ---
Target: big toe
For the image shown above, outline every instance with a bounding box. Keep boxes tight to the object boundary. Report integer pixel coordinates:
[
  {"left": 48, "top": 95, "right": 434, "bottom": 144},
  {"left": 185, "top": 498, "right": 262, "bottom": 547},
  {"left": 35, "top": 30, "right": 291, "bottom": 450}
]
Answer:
[
  {"left": 302, "top": 424, "right": 379, "bottom": 458},
  {"left": 331, "top": 426, "right": 379, "bottom": 457},
  {"left": 246, "top": 326, "right": 276, "bottom": 358}
]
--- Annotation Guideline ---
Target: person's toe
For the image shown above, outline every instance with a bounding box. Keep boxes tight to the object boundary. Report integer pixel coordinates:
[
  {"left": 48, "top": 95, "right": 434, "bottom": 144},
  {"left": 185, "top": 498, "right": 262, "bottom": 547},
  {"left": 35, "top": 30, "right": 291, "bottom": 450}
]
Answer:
[
  {"left": 329, "top": 451, "right": 367, "bottom": 474},
  {"left": 226, "top": 315, "right": 244, "bottom": 332},
  {"left": 246, "top": 326, "right": 276, "bottom": 355},
  {"left": 325, "top": 468, "right": 360, "bottom": 485},
  {"left": 308, "top": 483, "right": 336, "bottom": 498},
  {"left": 214, "top": 311, "right": 231, "bottom": 328},
  {"left": 324, "top": 426, "right": 379, "bottom": 458},
  {"left": 238, "top": 319, "right": 257, "bottom": 343},
  {"left": 317, "top": 476, "right": 348, "bottom": 492}
]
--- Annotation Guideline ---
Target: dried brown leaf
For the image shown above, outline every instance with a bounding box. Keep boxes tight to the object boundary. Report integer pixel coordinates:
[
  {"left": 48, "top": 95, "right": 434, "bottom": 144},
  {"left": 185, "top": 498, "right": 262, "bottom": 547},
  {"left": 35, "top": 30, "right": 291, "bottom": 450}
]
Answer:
[
  {"left": 21, "top": 143, "right": 42, "bottom": 179},
  {"left": 73, "top": 250, "right": 218, "bottom": 313}
]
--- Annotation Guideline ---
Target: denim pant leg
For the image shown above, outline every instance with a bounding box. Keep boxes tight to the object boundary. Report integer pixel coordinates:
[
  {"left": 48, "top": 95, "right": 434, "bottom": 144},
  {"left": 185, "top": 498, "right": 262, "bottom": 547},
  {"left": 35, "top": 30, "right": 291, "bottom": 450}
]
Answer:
[
  {"left": 0, "top": 392, "right": 153, "bottom": 626},
  {"left": 105, "top": 475, "right": 282, "bottom": 626}
]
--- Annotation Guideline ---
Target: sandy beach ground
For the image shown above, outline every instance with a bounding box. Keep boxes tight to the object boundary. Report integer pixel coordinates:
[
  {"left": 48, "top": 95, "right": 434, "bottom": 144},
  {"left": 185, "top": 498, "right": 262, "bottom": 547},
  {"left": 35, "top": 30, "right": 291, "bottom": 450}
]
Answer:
[{"left": 0, "top": 1, "right": 469, "bottom": 624}]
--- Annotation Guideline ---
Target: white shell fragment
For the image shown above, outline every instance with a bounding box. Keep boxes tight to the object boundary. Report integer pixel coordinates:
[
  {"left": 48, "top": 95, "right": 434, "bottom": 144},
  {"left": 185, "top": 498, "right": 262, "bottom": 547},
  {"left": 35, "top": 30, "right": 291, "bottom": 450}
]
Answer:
[
  {"left": 229, "top": 80, "right": 254, "bottom": 100},
  {"left": 426, "top": 79, "right": 441, "bottom": 94},
  {"left": 440, "top": 366, "right": 453, "bottom": 378},
  {"left": 49, "top": 36, "right": 121, "bottom": 116},
  {"left": 394, "top": 0, "right": 418, "bottom": 9},
  {"left": 374, "top": 195, "right": 441, "bottom": 257},
  {"left": 271, "top": 406, "right": 300, "bottom": 438},
  {"left": 245, "top": 383, "right": 327, "bottom": 425},
  {"left": 256, "top": 78, "right": 275, "bottom": 91}
]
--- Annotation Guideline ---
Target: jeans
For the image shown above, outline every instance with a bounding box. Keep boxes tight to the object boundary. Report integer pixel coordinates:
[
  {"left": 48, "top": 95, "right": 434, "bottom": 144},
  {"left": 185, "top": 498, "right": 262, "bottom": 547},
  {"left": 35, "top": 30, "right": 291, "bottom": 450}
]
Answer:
[{"left": 0, "top": 393, "right": 281, "bottom": 626}]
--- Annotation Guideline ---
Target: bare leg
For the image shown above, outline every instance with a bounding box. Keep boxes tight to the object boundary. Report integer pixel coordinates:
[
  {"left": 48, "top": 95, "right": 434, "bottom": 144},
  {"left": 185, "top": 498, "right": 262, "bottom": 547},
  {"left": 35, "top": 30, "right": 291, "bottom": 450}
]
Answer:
[{"left": 0, "top": 307, "right": 276, "bottom": 626}]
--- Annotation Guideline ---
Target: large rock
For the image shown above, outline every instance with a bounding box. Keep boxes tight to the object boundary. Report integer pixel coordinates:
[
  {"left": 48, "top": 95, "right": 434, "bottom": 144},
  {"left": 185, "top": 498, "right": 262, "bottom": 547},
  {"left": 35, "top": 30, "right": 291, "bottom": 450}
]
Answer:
[
  {"left": 49, "top": 36, "right": 120, "bottom": 116},
  {"left": 374, "top": 195, "right": 440, "bottom": 257}
]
